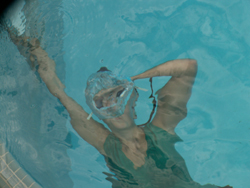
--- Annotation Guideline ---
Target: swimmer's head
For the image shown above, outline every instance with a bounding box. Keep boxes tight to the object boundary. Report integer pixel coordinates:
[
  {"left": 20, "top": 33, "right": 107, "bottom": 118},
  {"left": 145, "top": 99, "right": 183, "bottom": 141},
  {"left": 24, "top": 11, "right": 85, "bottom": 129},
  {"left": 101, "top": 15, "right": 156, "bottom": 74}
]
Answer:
[
  {"left": 97, "top": 67, "right": 111, "bottom": 72},
  {"left": 85, "top": 67, "right": 134, "bottom": 120},
  {"left": 102, "top": 87, "right": 139, "bottom": 130}
]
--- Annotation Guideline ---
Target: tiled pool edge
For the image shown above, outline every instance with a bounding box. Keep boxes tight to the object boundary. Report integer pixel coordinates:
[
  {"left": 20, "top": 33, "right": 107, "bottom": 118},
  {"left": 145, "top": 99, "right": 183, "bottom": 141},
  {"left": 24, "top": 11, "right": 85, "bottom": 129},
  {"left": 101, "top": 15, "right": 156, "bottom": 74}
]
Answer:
[{"left": 0, "top": 143, "right": 42, "bottom": 188}]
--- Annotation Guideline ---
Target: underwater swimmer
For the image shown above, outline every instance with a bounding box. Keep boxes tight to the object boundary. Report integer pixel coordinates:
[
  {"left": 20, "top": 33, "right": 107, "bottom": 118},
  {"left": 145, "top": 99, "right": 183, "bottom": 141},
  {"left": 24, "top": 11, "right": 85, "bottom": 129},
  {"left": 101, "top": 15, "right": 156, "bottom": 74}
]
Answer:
[{"left": 8, "top": 33, "right": 233, "bottom": 188}]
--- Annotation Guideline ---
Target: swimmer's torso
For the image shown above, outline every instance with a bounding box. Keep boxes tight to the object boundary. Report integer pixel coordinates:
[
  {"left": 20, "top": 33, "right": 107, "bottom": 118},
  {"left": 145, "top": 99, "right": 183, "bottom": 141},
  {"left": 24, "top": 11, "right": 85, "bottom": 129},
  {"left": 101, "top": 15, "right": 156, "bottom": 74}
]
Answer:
[{"left": 103, "top": 123, "right": 212, "bottom": 188}]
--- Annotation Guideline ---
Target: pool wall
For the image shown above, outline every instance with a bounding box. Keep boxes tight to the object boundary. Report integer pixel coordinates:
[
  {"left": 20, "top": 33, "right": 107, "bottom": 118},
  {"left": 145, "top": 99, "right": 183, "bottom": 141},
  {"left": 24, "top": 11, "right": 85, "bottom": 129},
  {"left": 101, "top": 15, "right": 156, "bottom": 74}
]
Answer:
[{"left": 0, "top": 142, "right": 42, "bottom": 188}]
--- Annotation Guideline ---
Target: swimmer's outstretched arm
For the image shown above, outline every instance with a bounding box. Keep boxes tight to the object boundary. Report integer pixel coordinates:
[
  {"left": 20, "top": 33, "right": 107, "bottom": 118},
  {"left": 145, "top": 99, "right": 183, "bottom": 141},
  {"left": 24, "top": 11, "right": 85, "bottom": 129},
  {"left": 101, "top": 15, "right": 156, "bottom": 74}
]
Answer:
[
  {"left": 9, "top": 35, "right": 110, "bottom": 155},
  {"left": 131, "top": 59, "right": 197, "bottom": 134}
]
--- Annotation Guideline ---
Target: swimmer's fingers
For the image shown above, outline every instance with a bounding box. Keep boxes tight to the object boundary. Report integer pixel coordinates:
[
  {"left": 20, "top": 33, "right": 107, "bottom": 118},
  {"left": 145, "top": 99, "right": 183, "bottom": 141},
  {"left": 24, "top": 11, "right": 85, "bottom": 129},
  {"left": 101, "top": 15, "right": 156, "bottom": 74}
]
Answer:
[
  {"left": 9, "top": 31, "right": 40, "bottom": 50},
  {"left": 7, "top": 26, "right": 21, "bottom": 44},
  {"left": 7, "top": 27, "right": 30, "bottom": 46},
  {"left": 9, "top": 33, "right": 58, "bottom": 87}
]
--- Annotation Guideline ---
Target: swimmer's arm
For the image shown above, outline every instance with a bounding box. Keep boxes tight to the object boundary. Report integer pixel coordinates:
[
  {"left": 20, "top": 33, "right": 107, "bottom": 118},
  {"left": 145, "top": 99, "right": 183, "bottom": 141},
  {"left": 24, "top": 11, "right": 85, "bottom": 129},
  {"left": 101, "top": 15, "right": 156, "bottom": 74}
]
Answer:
[
  {"left": 131, "top": 59, "right": 197, "bottom": 134},
  {"left": 11, "top": 36, "right": 110, "bottom": 155},
  {"left": 32, "top": 46, "right": 110, "bottom": 155},
  {"left": 131, "top": 59, "right": 197, "bottom": 80},
  {"left": 58, "top": 92, "right": 110, "bottom": 155}
]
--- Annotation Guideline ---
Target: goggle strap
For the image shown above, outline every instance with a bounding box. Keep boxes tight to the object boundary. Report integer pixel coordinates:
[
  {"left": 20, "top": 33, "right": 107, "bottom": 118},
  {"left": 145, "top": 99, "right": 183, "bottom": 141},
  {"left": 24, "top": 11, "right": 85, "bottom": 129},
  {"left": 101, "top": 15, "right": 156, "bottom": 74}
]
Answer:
[
  {"left": 87, "top": 112, "right": 93, "bottom": 120},
  {"left": 135, "top": 86, "right": 148, "bottom": 92},
  {"left": 120, "top": 88, "right": 128, "bottom": 97}
]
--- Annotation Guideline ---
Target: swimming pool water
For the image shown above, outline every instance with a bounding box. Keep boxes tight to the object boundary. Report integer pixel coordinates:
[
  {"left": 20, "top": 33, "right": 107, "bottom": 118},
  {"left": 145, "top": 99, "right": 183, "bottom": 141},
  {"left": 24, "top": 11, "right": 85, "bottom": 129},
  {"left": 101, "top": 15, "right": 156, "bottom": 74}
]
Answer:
[
  {"left": 1, "top": 0, "right": 250, "bottom": 187},
  {"left": 62, "top": 0, "right": 250, "bottom": 187},
  {"left": 1, "top": 0, "right": 73, "bottom": 187}
]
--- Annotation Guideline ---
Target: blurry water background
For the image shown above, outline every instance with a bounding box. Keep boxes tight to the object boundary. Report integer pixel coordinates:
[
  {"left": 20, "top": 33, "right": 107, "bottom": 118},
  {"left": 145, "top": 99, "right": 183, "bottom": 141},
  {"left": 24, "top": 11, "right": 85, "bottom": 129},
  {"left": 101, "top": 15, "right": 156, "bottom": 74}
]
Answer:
[
  {"left": 0, "top": 0, "right": 73, "bottom": 187},
  {"left": 0, "top": 0, "right": 250, "bottom": 188}
]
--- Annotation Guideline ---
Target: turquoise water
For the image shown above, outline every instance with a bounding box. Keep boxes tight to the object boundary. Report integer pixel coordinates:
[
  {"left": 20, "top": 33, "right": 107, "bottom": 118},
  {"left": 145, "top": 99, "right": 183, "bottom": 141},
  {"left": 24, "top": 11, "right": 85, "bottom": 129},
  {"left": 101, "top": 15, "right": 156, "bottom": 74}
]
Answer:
[
  {"left": 63, "top": 0, "right": 250, "bottom": 188},
  {"left": 0, "top": 1, "right": 72, "bottom": 187},
  {"left": 1, "top": 0, "right": 250, "bottom": 187}
]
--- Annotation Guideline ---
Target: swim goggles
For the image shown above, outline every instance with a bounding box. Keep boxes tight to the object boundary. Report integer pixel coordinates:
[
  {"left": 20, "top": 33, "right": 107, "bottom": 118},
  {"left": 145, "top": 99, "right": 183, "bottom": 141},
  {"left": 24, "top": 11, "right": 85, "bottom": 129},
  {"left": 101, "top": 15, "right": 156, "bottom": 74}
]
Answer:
[{"left": 85, "top": 70, "right": 146, "bottom": 120}]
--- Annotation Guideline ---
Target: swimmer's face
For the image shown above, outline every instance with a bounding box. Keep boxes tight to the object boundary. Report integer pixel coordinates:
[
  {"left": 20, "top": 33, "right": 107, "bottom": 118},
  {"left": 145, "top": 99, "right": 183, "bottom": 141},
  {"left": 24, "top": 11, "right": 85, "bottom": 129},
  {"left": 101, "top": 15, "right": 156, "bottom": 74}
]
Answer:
[
  {"left": 93, "top": 85, "right": 125, "bottom": 109},
  {"left": 103, "top": 88, "right": 139, "bottom": 130}
]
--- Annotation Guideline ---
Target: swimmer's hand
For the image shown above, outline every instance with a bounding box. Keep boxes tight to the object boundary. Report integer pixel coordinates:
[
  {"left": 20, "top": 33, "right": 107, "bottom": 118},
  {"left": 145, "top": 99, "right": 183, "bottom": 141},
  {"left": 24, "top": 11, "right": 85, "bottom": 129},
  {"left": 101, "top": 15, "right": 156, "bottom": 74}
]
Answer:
[{"left": 9, "top": 32, "right": 65, "bottom": 96}]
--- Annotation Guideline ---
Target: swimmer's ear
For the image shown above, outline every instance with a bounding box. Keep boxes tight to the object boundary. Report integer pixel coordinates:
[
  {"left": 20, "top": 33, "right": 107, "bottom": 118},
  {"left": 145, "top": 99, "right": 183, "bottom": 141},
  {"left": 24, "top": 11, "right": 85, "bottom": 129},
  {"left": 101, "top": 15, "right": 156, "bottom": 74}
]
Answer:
[{"left": 97, "top": 67, "right": 111, "bottom": 72}]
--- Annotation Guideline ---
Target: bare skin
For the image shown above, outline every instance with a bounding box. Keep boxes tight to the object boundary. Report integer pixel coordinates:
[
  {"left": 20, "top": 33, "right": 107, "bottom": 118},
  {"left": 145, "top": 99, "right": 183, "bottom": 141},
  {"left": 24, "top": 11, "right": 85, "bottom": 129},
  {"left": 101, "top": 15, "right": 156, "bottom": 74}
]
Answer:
[{"left": 9, "top": 34, "right": 232, "bottom": 188}]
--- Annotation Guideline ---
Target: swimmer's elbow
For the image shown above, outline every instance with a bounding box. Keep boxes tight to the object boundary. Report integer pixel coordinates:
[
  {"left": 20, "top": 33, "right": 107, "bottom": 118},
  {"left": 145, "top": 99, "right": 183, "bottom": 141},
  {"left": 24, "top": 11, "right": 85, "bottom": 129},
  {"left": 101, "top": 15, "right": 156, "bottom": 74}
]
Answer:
[{"left": 186, "top": 59, "right": 197, "bottom": 76}]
